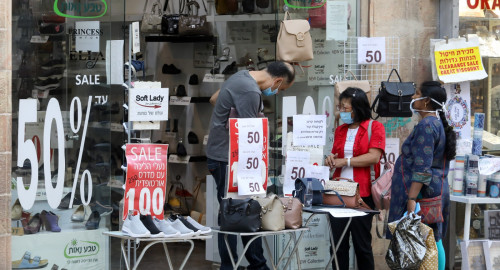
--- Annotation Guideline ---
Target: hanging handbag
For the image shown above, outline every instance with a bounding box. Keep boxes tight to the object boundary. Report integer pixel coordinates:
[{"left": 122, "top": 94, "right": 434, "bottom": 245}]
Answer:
[
  {"left": 178, "top": 0, "right": 211, "bottom": 36},
  {"left": 276, "top": 11, "right": 313, "bottom": 62},
  {"left": 224, "top": 0, "right": 239, "bottom": 14},
  {"left": 255, "top": 194, "right": 285, "bottom": 231},
  {"left": 220, "top": 198, "right": 262, "bottom": 232},
  {"left": 370, "top": 153, "right": 393, "bottom": 212},
  {"left": 403, "top": 157, "right": 446, "bottom": 225},
  {"left": 216, "top": 0, "right": 229, "bottom": 15},
  {"left": 371, "top": 69, "right": 415, "bottom": 119},
  {"left": 242, "top": 0, "right": 255, "bottom": 13},
  {"left": 308, "top": 1, "right": 326, "bottom": 28},
  {"left": 292, "top": 178, "right": 324, "bottom": 205},
  {"left": 141, "top": 0, "right": 163, "bottom": 33},
  {"left": 161, "top": 0, "right": 184, "bottom": 35},
  {"left": 323, "top": 178, "right": 371, "bottom": 209},
  {"left": 279, "top": 197, "right": 303, "bottom": 229},
  {"left": 256, "top": 0, "right": 269, "bottom": 8}
]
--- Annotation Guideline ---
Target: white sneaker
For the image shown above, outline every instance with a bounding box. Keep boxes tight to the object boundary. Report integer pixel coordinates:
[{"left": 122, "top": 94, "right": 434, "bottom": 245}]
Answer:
[
  {"left": 122, "top": 214, "right": 151, "bottom": 237},
  {"left": 186, "top": 216, "right": 212, "bottom": 234},
  {"left": 166, "top": 219, "right": 194, "bottom": 237},
  {"left": 153, "top": 217, "right": 181, "bottom": 237}
]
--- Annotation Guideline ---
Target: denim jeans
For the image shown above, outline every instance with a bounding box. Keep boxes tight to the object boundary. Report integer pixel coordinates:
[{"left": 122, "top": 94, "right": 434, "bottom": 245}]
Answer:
[{"left": 207, "top": 158, "right": 269, "bottom": 270}]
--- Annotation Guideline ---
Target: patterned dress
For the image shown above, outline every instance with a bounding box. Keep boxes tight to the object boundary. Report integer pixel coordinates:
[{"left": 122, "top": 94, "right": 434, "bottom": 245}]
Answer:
[{"left": 387, "top": 116, "right": 450, "bottom": 241}]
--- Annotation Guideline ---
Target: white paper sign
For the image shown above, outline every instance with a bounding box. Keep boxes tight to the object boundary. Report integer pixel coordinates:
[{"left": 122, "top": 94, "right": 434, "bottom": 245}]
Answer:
[
  {"left": 326, "top": 1, "right": 347, "bottom": 41},
  {"left": 284, "top": 151, "right": 311, "bottom": 196},
  {"left": 357, "top": 37, "right": 386, "bottom": 64},
  {"left": 479, "top": 158, "right": 500, "bottom": 175},
  {"left": 237, "top": 119, "right": 265, "bottom": 196},
  {"left": 381, "top": 138, "right": 399, "bottom": 171},
  {"left": 128, "top": 88, "right": 169, "bottom": 121},
  {"left": 293, "top": 115, "right": 327, "bottom": 146},
  {"left": 30, "top": 35, "right": 49, "bottom": 43},
  {"left": 168, "top": 154, "right": 190, "bottom": 164},
  {"left": 132, "top": 81, "right": 161, "bottom": 130},
  {"left": 75, "top": 21, "right": 100, "bottom": 52},
  {"left": 305, "top": 165, "right": 330, "bottom": 186},
  {"left": 106, "top": 40, "right": 124, "bottom": 85},
  {"left": 286, "top": 132, "right": 324, "bottom": 165},
  {"left": 132, "top": 22, "right": 140, "bottom": 53}
]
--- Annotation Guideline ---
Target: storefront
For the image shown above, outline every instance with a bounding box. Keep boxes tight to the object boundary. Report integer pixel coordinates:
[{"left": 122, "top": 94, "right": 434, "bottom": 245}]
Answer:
[{"left": 2, "top": 0, "right": 499, "bottom": 269}]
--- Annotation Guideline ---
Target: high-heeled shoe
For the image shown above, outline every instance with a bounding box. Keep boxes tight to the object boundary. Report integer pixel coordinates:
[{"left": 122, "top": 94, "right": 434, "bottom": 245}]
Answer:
[
  {"left": 222, "top": 61, "right": 238, "bottom": 75},
  {"left": 85, "top": 211, "right": 101, "bottom": 230},
  {"left": 210, "top": 60, "right": 221, "bottom": 74},
  {"left": 24, "top": 213, "right": 42, "bottom": 234},
  {"left": 40, "top": 210, "right": 61, "bottom": 232},
  {"left": 11, "top": 199, "right": 22, "bottom": 220}
]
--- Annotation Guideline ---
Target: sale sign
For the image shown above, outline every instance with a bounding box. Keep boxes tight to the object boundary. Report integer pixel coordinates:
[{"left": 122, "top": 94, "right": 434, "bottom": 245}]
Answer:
[
  {"left": 123, "top": 144, "right": 168, "bottom": 220},
  {"left": 434, "top": 36, "right": 488, "bottom": 83},
  {"left": 228, "top": 118, "right": 269, "bottom": 196}
]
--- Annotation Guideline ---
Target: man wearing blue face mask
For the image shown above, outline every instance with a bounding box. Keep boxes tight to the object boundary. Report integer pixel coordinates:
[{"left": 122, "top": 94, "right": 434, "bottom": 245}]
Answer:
[{"left": 206, "top": 61, "right": 294, "bottom": 270}]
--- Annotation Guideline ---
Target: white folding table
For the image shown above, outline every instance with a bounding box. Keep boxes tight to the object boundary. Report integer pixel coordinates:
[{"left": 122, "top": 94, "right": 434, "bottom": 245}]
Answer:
[{"left": 103, "top": 231, "right": 212, "bottom": 270}]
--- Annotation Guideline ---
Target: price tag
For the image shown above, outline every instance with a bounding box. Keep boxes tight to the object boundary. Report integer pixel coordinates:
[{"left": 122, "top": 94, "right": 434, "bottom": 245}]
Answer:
[
  {"left": 168, "top": 154, "right": 190, "bottom": 164},
  {"left": 30, "top": 35, "right": 49, "bottom": 44},
  {"left": 132, "top": 22, "right": 140, "bottom": 54},
  {"left": 203, "top": 74, "right": 226, "bottom": 83},
  {"left": 228, "top": 118, "right": 269, "bottom": 195},
  {"left": 381, "top": 138, "right": 399, "bottom": 171},
  {"left": 124, "top": 144, "right": 168, "bottom": 220},
  {"left": 284, "top": 151, "right": 311, "bottom": 196},
  {"left": 203, "top": 135, "right": 209, "bottom": 145},
  {"left": 169, "top": 96, "right": 191, "bottom": 105},
  {"left": 357, "top": 37, "right": 386, "bottom": 64}
]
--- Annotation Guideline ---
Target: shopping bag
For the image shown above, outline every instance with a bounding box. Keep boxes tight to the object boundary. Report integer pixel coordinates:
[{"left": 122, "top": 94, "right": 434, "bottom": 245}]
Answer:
[{"left": 386, "top": 214, "right": 427, "bottom": 270}]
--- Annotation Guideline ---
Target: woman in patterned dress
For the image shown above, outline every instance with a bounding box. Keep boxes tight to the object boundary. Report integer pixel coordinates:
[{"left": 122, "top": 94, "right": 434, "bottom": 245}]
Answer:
[{"left": 388, "top": 81, "right": 456, "bottom": 270}]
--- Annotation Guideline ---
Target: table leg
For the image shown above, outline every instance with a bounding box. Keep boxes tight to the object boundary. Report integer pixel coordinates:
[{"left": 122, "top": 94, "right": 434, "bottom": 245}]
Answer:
[
  {"left": 263, "top": 237, "right": 277, "bottom": 270},
  {"left": 121, "top": 239, "right": 131, "bottom": 270},
  {"left": 162, "top": 243, "right": 174, "bottom": 270},
  {"left": 464, "top": 203, "right": 471, "bottom": 241},
  {"left": 276, "top": 232, "right": 294, "bottom": 267},
  {"left": 178, "top": 240, "right": 195, "bottom": 270},
  {"left": 283, "top": 214, "right": 317, "bottom": 270},
  {"left": 224, "top": 234, "right": 261, "bottom": 269},
  {"left": 324, "top": 215, "right": 341, "bottom": 270}
]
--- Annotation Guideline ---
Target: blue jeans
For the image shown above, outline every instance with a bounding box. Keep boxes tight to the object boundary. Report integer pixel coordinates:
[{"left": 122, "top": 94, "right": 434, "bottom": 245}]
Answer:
[{"left": 207, "top": 158, "right": 269, "bottom": 270}]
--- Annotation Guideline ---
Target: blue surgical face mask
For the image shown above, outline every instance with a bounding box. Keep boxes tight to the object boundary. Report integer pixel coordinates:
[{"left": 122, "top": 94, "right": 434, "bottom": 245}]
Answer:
[
  {"left": 262, "top": 80, "right": 282, "bottom": 96},
  {"left": 340, "top": 112, "right": 354, "bottom": 124}
]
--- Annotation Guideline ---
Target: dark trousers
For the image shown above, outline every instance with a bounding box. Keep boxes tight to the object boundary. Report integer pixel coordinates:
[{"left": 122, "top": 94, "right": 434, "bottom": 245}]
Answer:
[
  {"left": 330, "top": 196, "right": 375, "bottom": 270},
  {"left": 207, "top": 158, "right": 269, "bottom": 270}
]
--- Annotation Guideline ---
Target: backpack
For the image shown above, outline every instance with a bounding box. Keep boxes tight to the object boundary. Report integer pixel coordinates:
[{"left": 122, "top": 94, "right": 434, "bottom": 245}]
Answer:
[{"left": 368, "top": 120, "right": 394, "bottom": 238}]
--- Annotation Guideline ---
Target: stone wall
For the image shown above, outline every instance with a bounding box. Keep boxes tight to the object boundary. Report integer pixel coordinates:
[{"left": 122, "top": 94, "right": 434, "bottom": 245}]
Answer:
[{"left": 0, "top": 0, "right": 11, "bottom": 268}]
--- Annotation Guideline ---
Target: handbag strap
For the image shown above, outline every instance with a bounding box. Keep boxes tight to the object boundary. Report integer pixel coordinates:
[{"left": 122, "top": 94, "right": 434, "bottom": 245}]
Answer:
[
  {"left": 344, "top": 70, "right": 359, "bottom": 81},
  {"left": 402, "top": 155, "right": 446, "bottom": 198},
  {"left": 370, "top": 95, "right": 380, "bottom": 120},
  {"left": 283, "top": 11, "right": 291, "bottom": 20},
  {"left": 143, "top": 0, "right": 150, "bottom": 13},
  {"left": 332, "top": 177, "right": 355, "bottom": 182},
  {"left": 387, "top": 69, "right": 402, "bottom": 82}
]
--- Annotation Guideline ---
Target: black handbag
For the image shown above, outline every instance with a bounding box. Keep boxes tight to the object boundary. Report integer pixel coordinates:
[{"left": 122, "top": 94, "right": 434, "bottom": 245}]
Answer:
[
  {"left": 220, "top": 198, "right": 262, "bottom": 232},
  {"left": 371, "top": 69, "right": 416, "bottom": 119},
  {"left": 292, "top": 178, "right": 324, "bottom": 205},
  {"left": 161, "top": 0, "right": 185, "bottom": 35}
]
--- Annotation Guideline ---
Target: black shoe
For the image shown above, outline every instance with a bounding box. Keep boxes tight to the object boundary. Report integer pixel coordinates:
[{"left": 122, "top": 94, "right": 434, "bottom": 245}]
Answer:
[
  {"left": 222, "top": 61, "right": 238, "bottom": 75},
  {"left": 39, "top": 23, "right": 64, "bottom": 35},
  {"left": 169, "top": 214, "right": 200, "bottom": 233},
  {"left": 140, "top": 214, "right": 163, "bottom": 236},
  {"left": 175, "top": 85, "right": 187, "bottom": 97},
  {"left": 41, "top": 59, "right": 65, "bottom": 70},
  {"left": 188, "top": 74, "right": 199, "bottom": 85},
  {"left": 188, "top": 131, "right": 199, "bottom": 144},
  {"left": 35, "top": 78, "right": 60, "bottom": 90},
  {"left": 177, "top": 143, "right": 187, "bottom": 156},
  {"left": 58, "top": 192, "right": 82, "bottom": 209},
  {"left": 162, "top": 64, "right": 181, "bottom": 74},
  {"left": 38, "top": 68, "right": 64, "bottom": 80},
  {"left": 85, "top": 211, "right": 101, "bottom": 230}
]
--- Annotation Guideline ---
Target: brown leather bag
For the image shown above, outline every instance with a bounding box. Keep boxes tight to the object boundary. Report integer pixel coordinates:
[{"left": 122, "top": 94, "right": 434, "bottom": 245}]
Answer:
[
  {"left": 178, "top": 0, "right": 211, "bottom": 36},
  {"left": 225, "top": 0, "right": 239, "bottom": 13},
  {"left": 323, "top": 178, "right": 371, "bottom": 209},
  {"left": 279, "top": 197, "right": 302, "bottom": 229}
]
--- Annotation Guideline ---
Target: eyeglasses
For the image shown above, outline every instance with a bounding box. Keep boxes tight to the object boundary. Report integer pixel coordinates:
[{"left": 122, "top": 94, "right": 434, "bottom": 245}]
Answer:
[{"left": 336, "top": 105, "right": 352, "bottom": 112}]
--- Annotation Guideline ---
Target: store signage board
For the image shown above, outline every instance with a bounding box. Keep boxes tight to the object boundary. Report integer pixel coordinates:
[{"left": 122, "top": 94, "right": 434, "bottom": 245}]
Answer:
[
  {"left": 75, "top": 21, "right": 100, "bottom": 52},
  {"left": 124, "top": 144, "right": 168, "bottom": 220},
  {"left": 128, "top": 88, "right": 169, "bottom": 121},
  {"left": 357, "top": 37, "right": 386, "bottom": 64},
  {"left": 133, "top": 81, "right": 162, "bottom": 130},
  {"left": 326, "top": 1, "right": 347, "bottom": 41},
  {"left": 227, "top": 118, "right": 269, "bottom": 196},
  {"left": 293, "top": 114, "right": 327, "bottom": 146},
  {"left": 434, "top": 35, "right": 488, "bottom": 83},
  {"left": 132, "top": 21, "right": 140, "bottom": 53}
]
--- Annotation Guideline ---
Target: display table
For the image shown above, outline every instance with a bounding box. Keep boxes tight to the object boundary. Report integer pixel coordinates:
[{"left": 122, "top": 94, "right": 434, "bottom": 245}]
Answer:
[
  {"left": 450, "top": 195, "right": 500, "bottom": 241},
  {"left": 212, "top": 227, "right": 310, "bottom": 270},
  {"left": 303, "top": 207, "right": 379, "bottom": 270},
  {"left": 103, "top": 231, "right": 212, "bottom": 270}
]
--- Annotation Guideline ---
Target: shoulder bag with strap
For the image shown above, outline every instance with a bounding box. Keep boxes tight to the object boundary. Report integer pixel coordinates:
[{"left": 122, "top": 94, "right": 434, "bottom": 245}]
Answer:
[
  {"left": 276, "top": 11, "right": 313, "bottom": 63},
  {"left": 371, "top": 69, "right": 415, "bottom": 119},
  {"left": 161, "top": 0, "right": 183, "bottom": 35},
  {"left": 178, "top": 0, "right": 211, "bottom": 36}
]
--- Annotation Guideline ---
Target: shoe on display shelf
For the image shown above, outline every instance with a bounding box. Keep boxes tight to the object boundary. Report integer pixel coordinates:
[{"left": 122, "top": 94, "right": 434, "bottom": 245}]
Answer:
[
  {"left": 166, "top": 219, "right": 195, "bottom": 237},
  {"left": 11, "top": 251, "right": 49, "bottom": 270},
  {"left": 188, "top": 74, "right": 199, "bottom": 85},
  {"left": 34, "top": 79, "right": 60, "bottom": 90},
  {"left": 40, "top": 59, "right": 65, "bottom": 70},
  {"left": 71, "top": 204, "right": 91, "bottom": 222},
  {"left": 37, "top": 68, "right": 64, "bottom": 80},
  {"left": 85, "top": 211, "right": 101, "bottom": 230},
  {"left": 40, "top": 210, "right": 61, "bottom": 232},
  {"left": 58, "top": 192, "right": 82, "bottom": 209},
  {"left": 162, "top": 64, "right": 181, "bottom": 74},
  {"left": 122, "top": 212, "right": 151, "bottom": 237},
  {"left": 11, "top": 199, "right": 22, "bottom": 220},
  {"left": 186, "top": 216, "right": 211, "bottom": 234},
  {"left": 140, "top": 214, "right": 165, "bottom": 238},
  {"left": 90, "top": 201, "right": 113, "bottom": 217},
  {"left": 169, "top": 214, "right": 201, "bottom": 235},
  {"left": 153, "top": 217, "right": 182, "bottom": 237}
]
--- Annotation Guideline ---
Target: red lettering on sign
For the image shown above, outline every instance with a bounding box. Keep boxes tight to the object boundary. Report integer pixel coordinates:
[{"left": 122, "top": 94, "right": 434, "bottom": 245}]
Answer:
[
  {"left": 468, "top": 0, "right": 500, "bottom": 9},
  {"left": 468, "top": 0, "right": 479, "bottom": 9},
  {"left": 482, "top": 0, "right": 491, "bottom": 9},
  {"left": 493, "top": 0, "right": 500, "bottom": 9}
]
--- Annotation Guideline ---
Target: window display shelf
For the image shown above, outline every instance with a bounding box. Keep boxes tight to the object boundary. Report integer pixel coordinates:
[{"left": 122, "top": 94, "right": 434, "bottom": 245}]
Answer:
[
  {"left": 207, "top": 14, "right": 275, "bottom": 22},
  {"left": 145, "top": 35, "right": 215, "bottom": 43}
]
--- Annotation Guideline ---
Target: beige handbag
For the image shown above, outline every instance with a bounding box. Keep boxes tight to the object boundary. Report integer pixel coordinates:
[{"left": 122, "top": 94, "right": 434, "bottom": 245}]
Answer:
[
  {"left": 255, "top": 194, "right": 285, "bottom": 231},
  {"left": 141, "top": 0, "right": 163, "bottom": 33},
  {"left": 323, "top": 178, "right": 371, "bottom": 209},
  {"left": 279, "top": 197, "right": 303, "bottom": 229},
  {"left": 276, "top": 11, "right": 313, "bottom": 62},
  {"left": 334, "top": 71, "right": 371, "bottom": 127}
]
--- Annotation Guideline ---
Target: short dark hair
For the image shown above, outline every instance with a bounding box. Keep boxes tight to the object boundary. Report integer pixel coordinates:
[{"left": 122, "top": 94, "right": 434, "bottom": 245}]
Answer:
[
  {"left": 266, "top": 61, "right": 295, "bottom": 84},
  {"left": 339, "top": 87, "right": 371, "bottom": 123}
]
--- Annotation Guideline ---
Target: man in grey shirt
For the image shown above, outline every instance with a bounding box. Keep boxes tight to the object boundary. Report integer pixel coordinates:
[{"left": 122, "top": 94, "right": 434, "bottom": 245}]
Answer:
[{"left": 207, "top": 61, "right": 295, "bottom": 270}]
